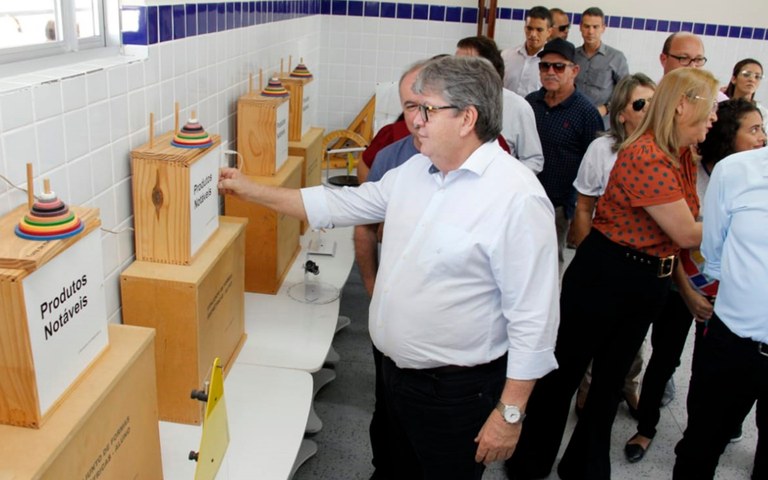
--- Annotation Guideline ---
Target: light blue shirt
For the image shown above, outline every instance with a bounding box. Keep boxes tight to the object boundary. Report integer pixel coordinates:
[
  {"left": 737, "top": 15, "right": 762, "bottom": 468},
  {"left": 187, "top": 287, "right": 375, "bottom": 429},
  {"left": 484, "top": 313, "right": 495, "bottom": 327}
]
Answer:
[
  {"left": 702, "top": 147, "right": 768, "bottom": 343},
  {"left": 301, "top": 141, "right": 560, "bottom": 380}
]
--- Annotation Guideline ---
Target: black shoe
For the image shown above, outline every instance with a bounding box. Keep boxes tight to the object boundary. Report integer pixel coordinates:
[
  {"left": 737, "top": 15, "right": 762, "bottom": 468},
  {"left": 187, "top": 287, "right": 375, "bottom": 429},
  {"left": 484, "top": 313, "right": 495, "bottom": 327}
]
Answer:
[{"left": 624, "top": 435, "right": 651, "bottom": 463}]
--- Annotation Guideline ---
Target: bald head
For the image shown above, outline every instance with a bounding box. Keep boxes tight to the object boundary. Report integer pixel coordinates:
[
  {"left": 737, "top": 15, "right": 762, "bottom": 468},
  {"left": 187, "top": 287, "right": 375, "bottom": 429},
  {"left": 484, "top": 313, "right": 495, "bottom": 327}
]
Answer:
[{"left": 660, "top": 32, "right": 707, "bottom": 75}]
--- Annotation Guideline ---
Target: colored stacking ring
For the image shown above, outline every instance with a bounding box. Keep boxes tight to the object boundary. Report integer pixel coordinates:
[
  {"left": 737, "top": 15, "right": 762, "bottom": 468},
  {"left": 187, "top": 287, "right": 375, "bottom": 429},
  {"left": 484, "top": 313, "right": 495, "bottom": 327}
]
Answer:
[
  {"left": 15, "top": 219, "right": 84, "bottom": 240},
  {"left": 23, "top": 210, "right": 76, "bottom": 226}
]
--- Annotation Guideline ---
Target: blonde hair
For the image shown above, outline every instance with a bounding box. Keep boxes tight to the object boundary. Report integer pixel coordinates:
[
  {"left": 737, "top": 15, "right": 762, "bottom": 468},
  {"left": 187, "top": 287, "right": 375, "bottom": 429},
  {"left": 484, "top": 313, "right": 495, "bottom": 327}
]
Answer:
[{"left": 620, "top": 68, "right": 718, "bottom": 165}]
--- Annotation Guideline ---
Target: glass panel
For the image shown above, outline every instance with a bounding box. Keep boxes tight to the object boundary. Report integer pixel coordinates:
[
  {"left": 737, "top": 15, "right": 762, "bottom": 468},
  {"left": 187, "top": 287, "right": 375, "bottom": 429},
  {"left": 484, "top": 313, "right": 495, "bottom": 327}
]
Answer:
[
  {"left": 75, "top": 0, "right": 99, "bottom": 39},
  {"left": 0, "top": 0, "right": 59, "bottom": 49}
]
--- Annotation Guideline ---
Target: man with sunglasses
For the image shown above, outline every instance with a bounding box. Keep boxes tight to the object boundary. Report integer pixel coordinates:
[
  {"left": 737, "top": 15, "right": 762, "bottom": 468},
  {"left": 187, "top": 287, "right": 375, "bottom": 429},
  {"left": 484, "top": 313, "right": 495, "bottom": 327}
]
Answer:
[
  {"left": 220, "top": 56, "right": 560, "bottom": 479},
  {"left": 501, "top": 6, "right": 552, "bottom": 97},
  {"left": 549, "top": 8, "right": 570, "bottom": 41},
  {"left": 574, "top": 7, "right": 629, "bottom": 120},
  {"left": 525, "top": 38, "right": 603, "bottom": 272}
]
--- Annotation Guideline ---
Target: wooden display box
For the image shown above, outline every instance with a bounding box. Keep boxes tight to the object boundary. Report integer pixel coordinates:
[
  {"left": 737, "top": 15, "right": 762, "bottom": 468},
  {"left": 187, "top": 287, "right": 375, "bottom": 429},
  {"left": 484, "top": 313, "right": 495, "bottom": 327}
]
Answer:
[
  {"left": 279, "top": 74, "right": 315, "bottom": 142},
  {"left": 120, "top": 217, "right": 247, "bottom": 425},
  {"left": 224, "top": 156, "right": 302, "bottom": 294},
  {"left": 0, "top": 324, "right": 163, "bottom": 479},
  {"left": 131, "top": 131, "right": 222, "bottom": 265},
  {"left": 0, "top": 205, "right": 109, "bottom": 429},
  {"left": 289, "top": 127, "right": 324, "bottom": 234},
  {"left": 237, "top": 92, "right": 290, "bottom": 176}
]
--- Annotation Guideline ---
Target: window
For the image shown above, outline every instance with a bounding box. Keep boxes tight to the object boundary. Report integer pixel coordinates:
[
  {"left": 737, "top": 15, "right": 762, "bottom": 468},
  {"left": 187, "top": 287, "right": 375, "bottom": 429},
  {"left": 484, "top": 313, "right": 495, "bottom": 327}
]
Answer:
[{"left": 0, "top": 0, "right": 106, "bottom": 64}]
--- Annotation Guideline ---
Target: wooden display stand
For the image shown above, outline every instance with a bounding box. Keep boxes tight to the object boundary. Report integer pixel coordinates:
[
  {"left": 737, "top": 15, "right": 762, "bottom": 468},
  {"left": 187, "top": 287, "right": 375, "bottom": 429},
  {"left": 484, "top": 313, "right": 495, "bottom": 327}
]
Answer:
[
  {"left": 0, "top": 204, "right": 108, "bottom": 429},
  {"left": 224, "top": 156, "right": 302, "bottom": 294},
  {"left": 130, "top": 131, "right": 222, "bottom": 265},
  {"left": 120, "top": 217, "right": 247, "bottom": 425},
  {"left": 237, "top": 91, "right": 290, "bottom": 176},
  {"left": 288, "top": 127, "right": 324, "bottom": 233},
  {"left": 279, "top": 74, "right": 315, "bottom": 142},
  {"left": 0, "top": 324, "right": 163, "bottom": 479}
]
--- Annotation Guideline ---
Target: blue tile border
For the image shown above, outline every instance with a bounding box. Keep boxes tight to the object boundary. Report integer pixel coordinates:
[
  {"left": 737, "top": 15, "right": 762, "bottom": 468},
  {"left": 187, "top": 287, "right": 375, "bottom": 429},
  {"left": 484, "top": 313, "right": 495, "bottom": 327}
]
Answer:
[{"left": 122, "top": 1, "right": 768, "bottom": 46}]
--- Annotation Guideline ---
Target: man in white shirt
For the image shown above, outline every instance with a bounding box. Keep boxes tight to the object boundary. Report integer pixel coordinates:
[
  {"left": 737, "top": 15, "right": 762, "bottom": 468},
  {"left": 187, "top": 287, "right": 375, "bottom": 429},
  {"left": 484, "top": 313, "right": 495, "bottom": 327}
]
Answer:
[
  {"left": 501, "top": 6, "right": 552, "bottom": 97},
  {"left": 219, "top": 56, "right": 559, "bottom": 479}
]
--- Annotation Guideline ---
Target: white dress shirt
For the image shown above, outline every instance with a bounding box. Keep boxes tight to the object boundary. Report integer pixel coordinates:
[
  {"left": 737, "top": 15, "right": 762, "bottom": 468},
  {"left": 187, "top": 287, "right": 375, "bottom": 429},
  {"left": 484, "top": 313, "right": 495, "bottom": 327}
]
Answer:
[
  {"left": 301, "top": 141, "right": 559, "bottom": 380},
  {"left": 702, "top": 147, "right": 768, "bottom": 343},
  {"left": 573, "top": 135, "right": 616, "bottom": 196},
  {"left": 503, "top": 88, "right": 544, "bottom": 174},
  {"left": 502, "top": 44, "right": 543, "bottom": 97}
]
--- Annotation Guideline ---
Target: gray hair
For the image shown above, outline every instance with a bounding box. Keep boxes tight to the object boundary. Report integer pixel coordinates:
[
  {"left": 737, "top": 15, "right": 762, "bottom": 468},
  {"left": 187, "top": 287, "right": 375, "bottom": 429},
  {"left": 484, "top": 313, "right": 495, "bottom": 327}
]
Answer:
[{"left": 412, "top": 56, "right": 502, "bottom": 143}]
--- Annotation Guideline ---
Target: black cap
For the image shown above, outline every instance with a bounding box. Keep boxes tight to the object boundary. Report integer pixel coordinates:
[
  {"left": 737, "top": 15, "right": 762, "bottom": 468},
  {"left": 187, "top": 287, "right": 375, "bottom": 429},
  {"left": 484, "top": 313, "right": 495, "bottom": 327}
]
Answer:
[{"left": 537, "top": 38, "right": 576, "bottom": 63}]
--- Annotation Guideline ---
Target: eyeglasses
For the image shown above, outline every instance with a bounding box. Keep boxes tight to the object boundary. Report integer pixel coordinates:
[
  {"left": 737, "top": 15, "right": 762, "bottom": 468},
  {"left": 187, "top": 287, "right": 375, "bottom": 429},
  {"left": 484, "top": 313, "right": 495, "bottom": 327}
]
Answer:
[
  {"left": 557, "top": 24, "right": 570, "bottom": 32},
  {"left": 538, "top": 62, "right": 573, "bottom": 73},
  {"left": 416, "top": 104, "right": 460, "bottom": 122},
  {"left": 739, "top": 70, "right": 764, "bottom": 81},
  {"left": 667, "top": 54, "right": 708, "bottom": 67},
  {"left": 691, "top": 95, "right": 718, "bottom": 113},
  {"left": 631, "top": 98, "right": 652, "bottom": 112}
]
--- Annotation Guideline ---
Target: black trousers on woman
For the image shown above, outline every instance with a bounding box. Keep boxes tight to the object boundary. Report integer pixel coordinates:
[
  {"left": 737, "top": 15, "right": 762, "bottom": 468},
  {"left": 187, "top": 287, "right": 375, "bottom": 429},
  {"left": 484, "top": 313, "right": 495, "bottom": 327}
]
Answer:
[
  {"left": 506, "top": 230, "right": 672, "bottom": 480},
  {"left": 634, "top": 289, "right": 696, "bottom": 439}
]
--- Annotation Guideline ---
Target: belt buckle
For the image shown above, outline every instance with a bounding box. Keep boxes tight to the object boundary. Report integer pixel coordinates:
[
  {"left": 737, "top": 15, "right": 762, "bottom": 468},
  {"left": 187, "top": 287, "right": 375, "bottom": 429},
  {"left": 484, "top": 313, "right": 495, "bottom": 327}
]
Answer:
[
  {"left": 759, "top": 343, "right": 768, "bottom": 357},
  {"left": 657, "top": 255, "right": 675, "bottom": 278}
]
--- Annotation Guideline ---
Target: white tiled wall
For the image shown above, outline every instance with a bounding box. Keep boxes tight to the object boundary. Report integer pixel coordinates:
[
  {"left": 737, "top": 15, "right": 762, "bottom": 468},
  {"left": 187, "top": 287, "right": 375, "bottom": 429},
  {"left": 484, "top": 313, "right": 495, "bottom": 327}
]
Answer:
[{"left": 0, "top": 15, "right": 321, "bottom": 322}]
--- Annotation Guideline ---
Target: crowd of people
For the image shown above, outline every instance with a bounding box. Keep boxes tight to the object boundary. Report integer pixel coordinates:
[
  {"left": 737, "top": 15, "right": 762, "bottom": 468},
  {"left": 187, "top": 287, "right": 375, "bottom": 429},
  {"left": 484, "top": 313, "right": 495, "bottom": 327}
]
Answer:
[{"left": 219, "top": 6, "right": 767, "bottom": 480}]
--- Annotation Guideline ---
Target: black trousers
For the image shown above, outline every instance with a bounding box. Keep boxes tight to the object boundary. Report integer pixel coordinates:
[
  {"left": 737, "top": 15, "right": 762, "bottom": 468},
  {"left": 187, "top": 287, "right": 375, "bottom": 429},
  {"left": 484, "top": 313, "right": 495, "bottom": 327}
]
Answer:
[
  {"left": 674, "top": 313, "right": 768, "bottom": 479},
  {"left": 380, "top": 354, "right": 506, "bottom": 480},
  {"left": 635, "top": 289, "right": 697, "bottom": 439},
  {"left": 507, "top": 230, "right": 671, "bottom": 480}
]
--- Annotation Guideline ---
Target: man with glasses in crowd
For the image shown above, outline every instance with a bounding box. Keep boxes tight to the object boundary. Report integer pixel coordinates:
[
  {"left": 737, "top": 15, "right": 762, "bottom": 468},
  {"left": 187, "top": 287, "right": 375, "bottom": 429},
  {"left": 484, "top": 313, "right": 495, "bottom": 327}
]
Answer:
[
  {"left": 660, "top": 32, "right": 727, "bottom": 102},
  {"left": 219, "top": 55, "right": 560, "bottom": 479},
  {"left": 502, "top": 6, "right": 552, "bottom": 96},
  {"left": 549, "top": 8, "right": 570, "bottom": 40},
  {"left": 525, "top": 38, "right": 603, "bottom": 271},
  {"left": 574, "top": 7, "right": 629, "bottom": 122}
]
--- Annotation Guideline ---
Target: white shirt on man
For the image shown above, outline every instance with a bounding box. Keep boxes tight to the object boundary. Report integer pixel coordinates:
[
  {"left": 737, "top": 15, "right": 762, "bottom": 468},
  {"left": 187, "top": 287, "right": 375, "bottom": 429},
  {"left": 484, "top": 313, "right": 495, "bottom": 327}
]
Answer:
[
  {"left": 301, "top": 141, "right": 559, "bottom": 379},
  {"left": 502, "top": 45, "right": 543, "bottom": 97}
]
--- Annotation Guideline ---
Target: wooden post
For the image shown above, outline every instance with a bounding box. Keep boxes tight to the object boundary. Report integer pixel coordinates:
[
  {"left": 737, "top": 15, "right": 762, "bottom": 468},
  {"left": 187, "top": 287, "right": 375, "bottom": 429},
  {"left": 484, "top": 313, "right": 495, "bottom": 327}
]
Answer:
[
  {"left": 288, "top": 55, "right": 292, "bottom": 72},
  {"left": 248, "top": 73, "right": 253, "bottom": 94},
  {"left": 149, "top": 112, "right": 154, "bottom": 149},
  {"left": 174, "top": 102, "right": 180, "bottom": 134},
  {"left": 280, "top": 58, "right": 284, "bottom": 76},
  {"left": 26, "top": 163, "right": 34, "bottom": 210},
  {"left": 43, "top": 178, "right": 50, "bottom": 195},
  {"left": 259, "top": 69, "right": 263, "bottom": 90}
]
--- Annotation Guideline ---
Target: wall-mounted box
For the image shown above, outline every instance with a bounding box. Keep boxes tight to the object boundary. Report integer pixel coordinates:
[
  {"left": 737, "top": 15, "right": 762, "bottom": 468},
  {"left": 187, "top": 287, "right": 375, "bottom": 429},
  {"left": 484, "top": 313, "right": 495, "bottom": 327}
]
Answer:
[
  {"left": 130, "top": 131, "right": 222, "bottom": 265},
  {"left": 120, "top": 217, "right": 247, "bottom": 425},
  {"left": 0, "top": 205, "right": 108, "bottom": 429},
  {"left": 224, "top": 156, "right": 302, "bottom": 294},
  {"left": 237, "top": 93, "right": 290, "bottom": 176},
  {"left": 0, "top": 324, "right": 163, "bottom": 479}
]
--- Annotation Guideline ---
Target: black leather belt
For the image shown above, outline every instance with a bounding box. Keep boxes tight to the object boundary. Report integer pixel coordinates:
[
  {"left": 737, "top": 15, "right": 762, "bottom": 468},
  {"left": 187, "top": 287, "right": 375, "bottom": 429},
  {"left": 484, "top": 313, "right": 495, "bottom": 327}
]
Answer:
[{"left": 591, "top": 229, "right": 676, "bottom": 278}]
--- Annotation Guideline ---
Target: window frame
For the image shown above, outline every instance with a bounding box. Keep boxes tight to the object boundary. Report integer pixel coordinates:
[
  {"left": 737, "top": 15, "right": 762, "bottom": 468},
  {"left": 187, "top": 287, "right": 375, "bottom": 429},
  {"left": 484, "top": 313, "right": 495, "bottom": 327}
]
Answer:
[{"left": 0, "top": 0, "right": 115, "bottom": 66}]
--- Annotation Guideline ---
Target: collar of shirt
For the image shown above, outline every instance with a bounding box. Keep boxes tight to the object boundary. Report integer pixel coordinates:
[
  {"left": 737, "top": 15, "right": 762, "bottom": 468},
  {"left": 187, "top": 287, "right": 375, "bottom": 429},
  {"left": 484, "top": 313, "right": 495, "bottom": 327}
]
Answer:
[
  {"left": 515, "top": 44, "right": 541, "bottom": 59},
  {"left": 531, "top": 87, "right": 579, "bottom": 109},
  {"left": 577, "top": 42, "right": 606, "bottom": 57},
  {"left": 427, "top": 141, "right": 504, "bottom": 178}
]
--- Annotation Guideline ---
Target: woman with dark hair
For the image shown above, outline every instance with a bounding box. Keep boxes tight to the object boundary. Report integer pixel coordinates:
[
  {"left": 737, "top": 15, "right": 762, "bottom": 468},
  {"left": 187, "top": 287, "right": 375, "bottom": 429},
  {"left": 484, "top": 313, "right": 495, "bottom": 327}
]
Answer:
[
  {"left": 724, "top": 58, "right": 768, "bottom": 131},
  {"left": 624, "top": 97, "right": 766, "bottom": 462}
]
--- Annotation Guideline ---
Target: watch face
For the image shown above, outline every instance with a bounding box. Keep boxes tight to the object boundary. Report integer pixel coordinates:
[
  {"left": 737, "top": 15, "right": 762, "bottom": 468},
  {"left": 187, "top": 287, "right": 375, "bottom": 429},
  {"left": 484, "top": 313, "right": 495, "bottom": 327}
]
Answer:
[{"left": 504, "top": 406, "right": 521, "bottom": 423}]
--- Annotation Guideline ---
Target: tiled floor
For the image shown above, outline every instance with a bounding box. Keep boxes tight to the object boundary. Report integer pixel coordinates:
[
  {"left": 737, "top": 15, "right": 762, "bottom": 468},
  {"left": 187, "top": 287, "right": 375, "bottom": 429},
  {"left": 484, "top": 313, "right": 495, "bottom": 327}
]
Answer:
[{"left": 294, "top": 251, "right": 758, "bottom": 480}]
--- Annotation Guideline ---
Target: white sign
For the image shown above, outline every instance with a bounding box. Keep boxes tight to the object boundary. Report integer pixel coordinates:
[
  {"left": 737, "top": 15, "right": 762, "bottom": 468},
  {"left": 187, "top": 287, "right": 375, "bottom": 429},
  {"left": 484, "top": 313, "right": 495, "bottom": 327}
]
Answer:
[
  {"left": 189, "top": 145, "right": 221, "bottom": 256},
  {"left": 301, "top": 80, "right": 315, "bottom": 138},
  {"left": 275, "top": 101, "right": 289, "bottom": 172},
  {"left": 22, "top": 229, "right": 109, "bottom": 415}
]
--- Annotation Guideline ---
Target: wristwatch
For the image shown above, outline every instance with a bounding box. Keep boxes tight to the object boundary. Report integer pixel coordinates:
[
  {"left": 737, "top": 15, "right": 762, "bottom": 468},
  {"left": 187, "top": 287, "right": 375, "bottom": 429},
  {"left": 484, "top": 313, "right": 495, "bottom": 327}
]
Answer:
[{"left": 495, "top": 401, "right": 525, "bottom": 424}]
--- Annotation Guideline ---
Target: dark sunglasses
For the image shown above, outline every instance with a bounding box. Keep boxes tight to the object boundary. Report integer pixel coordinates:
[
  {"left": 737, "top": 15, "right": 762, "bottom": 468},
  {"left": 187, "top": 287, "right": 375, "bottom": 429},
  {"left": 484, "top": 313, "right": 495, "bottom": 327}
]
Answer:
[
  {"left": 631, "top": 98, "right": 652, "bottom": 112},
  {"left": 557, "top": 24, "right": 570, "bottom": 32},
  {"left": 538, "top": 62, "right": 572, "bottom": 73}
]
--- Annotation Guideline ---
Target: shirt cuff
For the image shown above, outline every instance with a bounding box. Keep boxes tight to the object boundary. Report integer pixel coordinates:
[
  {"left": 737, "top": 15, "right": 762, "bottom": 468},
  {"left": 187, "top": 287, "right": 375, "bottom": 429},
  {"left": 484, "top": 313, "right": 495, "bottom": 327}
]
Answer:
[
  {"left": 506, "top": 348, "right": 558, "bottom": 380},
  {"left": 300, "top": 186, "right": 334, "bottom": 229}
]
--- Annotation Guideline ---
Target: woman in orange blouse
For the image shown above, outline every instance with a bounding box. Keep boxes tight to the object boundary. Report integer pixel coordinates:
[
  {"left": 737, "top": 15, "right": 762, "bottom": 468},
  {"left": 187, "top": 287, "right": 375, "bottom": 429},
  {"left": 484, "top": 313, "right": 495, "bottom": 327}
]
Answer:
[{"left": 507, "top": 67, "right": 719, "bottom": 480}]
